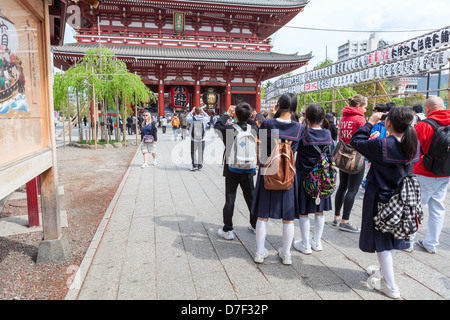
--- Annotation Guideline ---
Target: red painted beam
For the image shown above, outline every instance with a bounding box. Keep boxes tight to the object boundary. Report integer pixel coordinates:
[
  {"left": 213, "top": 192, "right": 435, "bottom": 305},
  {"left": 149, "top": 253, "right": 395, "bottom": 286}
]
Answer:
[{"left": 26, "top": 177, "right": 40, "bottom": 227}]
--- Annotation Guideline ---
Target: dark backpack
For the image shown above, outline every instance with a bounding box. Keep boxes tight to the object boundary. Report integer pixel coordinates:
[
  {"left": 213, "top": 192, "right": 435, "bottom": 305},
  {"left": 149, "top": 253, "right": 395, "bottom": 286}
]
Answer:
[
  {"left": 421, "top": 119, "right": 450, "bottom": 176},
  {"left": 302, "top": 145, "right": 337, "bottom": 205}
]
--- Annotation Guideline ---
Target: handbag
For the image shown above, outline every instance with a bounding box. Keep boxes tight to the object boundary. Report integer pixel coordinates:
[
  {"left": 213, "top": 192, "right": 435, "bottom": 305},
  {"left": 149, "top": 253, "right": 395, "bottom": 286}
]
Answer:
[
  {"left": 143, "top": 122, "right": 154, "bottom": 144},
  {"left": 143, "top": 135, "right": 154, "bottom": 144},
  {"left": 332, "top": 139, "right": 364, "bottom": 174}
]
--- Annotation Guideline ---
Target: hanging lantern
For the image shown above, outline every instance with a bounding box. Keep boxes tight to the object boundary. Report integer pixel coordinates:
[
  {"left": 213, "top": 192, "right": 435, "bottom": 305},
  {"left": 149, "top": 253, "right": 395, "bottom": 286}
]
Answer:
[
  {"left": 170, "top": 85, "right": 189, "bottom": 111},
  {"left": 202, "top": 88, "right": 218, "bottom": 110}
]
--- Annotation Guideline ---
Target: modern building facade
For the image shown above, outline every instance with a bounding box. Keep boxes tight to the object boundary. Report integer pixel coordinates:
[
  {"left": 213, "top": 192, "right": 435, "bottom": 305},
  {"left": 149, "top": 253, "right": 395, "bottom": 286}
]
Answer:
[{"left": 337, "top": 33, "right": 392, "bottom": 61}]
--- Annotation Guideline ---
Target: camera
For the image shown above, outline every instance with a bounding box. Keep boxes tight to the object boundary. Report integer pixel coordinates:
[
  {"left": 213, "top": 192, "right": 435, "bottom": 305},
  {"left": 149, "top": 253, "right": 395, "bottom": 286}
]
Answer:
[{"left": 380, "top": 113, "right": 388, "bottom": 121}]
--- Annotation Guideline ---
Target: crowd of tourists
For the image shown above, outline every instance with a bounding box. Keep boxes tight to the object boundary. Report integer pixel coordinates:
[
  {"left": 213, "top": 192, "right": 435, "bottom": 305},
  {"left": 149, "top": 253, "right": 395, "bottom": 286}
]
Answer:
[{"left": 138, "top": 94, "right": 449, "bottom": 300}]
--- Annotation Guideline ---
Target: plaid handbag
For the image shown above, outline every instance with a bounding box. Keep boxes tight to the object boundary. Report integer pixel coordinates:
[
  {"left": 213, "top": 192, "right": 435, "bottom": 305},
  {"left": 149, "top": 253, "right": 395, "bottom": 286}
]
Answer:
[{"left": 374, "top": 165, "right": 423, "bottom": 240}]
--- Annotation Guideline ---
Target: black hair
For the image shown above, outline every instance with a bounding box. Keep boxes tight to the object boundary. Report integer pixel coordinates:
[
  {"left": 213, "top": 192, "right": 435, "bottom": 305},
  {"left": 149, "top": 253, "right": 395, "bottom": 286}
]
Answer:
[
  {"left": 275, "top": 93, "right": 299, "bottom": 121},
  {"left": 305, "top": 103, "right": 327, "bottom": 129},
  {"left": 374, "top": 103, "right": 386, "bottom": 112},
  {"left": 235, "top": 102, "right": 252, "bottom": 122},
  {"left": 412, "top": 104, "right": 423, "bottom": 114},
  {"left": 385, "top": 101, "right": 396, "bottom": 111},
  {"left": 386, "top": 106, "right": 418, "bottom": 161}
]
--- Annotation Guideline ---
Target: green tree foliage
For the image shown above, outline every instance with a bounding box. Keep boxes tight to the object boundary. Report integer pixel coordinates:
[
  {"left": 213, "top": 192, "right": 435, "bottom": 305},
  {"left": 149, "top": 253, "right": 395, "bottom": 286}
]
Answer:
[
  {"left": 53, "top": 46, "right": 155, "bottom": 116},
  {"left": 298, "top": 87, "right": 357, "bottom": 116}
]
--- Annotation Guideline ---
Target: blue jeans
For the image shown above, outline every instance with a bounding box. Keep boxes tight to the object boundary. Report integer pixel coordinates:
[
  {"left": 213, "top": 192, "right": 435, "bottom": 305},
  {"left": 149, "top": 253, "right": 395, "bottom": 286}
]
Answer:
[{"left": 411, "top": 175, "right": 450, "bottom": 251}]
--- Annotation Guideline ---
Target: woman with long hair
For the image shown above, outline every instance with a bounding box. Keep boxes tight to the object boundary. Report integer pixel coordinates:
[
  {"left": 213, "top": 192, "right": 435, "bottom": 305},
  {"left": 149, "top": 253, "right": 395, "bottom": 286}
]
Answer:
[
  {"left": 333, "top": 94, "right": 368, "bottom": 232},
  {"left": 350, "top": 106, "right": 420, "bottom": 299},
  {"left": 140, "top": 112, "right": 157, "bottom": 167}
]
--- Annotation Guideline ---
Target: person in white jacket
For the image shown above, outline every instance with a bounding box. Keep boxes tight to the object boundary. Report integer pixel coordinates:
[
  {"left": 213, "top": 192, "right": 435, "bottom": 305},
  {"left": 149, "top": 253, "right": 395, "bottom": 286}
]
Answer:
[
  {"left": 187, "top": 107, "right": 210, "bottom": 171},
  {"left": 160, "top": 116, "right": 168, "bottom": 133}
]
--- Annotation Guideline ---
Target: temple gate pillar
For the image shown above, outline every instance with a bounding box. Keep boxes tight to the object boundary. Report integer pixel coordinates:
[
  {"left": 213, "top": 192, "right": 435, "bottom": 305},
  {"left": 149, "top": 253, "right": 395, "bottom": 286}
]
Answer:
[
  {"left": 158, "top": 80, "right": 165, "bottom": 117},
  {"left": 255, "top": 82, "right": 261, "bottom": 112}
]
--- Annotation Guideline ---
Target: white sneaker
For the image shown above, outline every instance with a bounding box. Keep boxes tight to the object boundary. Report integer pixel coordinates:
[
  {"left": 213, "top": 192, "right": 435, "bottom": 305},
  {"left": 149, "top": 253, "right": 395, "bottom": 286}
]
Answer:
[
  {"left": 248, "top": 224, "right": 256, "bottom": 234},
  {"left": 218, "top": 228, "right": 234, "bottom": 240},
  {"left": 141, "top": 163, "right": 148, "bottom": 168},
  {"left": 310, "top": 237, "right": 323, "bottom": 251},
  {"left": 293, "top": 240, "right": 312, "bottom": 255},
  {"left": 367, "top": 276, "right": 401, "bottom": 299},
  {"left": 153, "top": 159, "right": 157, "bottom": 166},
  {"left": 254, "top": 249, "right": 268, "bottom": 263},
  {"left": 278, "top": 248, "right": 292, "bottom": 265},
  {"left": 366, "top": 265, "right": 382, "bottom": 278}
]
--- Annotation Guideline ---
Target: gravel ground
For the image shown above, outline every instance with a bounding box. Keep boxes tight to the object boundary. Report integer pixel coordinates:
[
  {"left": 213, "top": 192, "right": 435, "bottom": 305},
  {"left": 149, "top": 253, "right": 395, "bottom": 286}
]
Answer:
[{"left": 0, "top": 144, "right": 138, "bottom": 300}]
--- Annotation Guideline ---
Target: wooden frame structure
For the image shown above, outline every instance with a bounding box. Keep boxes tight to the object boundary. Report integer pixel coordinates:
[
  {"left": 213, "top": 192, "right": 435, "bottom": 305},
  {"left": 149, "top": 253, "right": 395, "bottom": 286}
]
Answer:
[{"left": 0, "top": 0, "right": 70, "bottom": 262}]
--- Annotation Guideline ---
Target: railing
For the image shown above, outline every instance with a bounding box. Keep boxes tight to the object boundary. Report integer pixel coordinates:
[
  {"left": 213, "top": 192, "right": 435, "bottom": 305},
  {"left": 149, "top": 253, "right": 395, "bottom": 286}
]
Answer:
[{"left": 75, "top": 29, "right": 272, "bottom": 51}]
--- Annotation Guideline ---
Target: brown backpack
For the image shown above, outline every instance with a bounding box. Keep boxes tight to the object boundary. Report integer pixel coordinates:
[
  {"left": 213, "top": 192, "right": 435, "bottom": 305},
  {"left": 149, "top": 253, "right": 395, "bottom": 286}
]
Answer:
[{"left": 262, "top": 139, "right": 296, "bottom": 190}]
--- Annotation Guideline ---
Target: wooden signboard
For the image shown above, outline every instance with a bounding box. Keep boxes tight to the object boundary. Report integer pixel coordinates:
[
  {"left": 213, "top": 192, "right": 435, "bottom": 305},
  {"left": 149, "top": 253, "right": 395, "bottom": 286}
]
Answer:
[
  {"left": 0, "top": 0, "right": 68, "bottom": 262},
  {"left": 173, "top": 12, "right": 185, "bottom": 33}
]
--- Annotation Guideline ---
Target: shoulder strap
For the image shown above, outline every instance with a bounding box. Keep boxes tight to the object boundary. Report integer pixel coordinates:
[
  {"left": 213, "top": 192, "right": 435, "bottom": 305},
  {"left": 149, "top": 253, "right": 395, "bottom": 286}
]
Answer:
[
  {"left": 313, "top": 145, "right": 322, "bottom": 155},
  {"left": 396, "top": 164, "right": 406, "bottom": 178},
  {"left": 419, "top": 119, "right": 443, "bottom": 155},
  {"left": 422, "top": 118, "right": 441, "bottom": 130},
  {"left": 233, "top": 124, "right": 243, "bottom": 132}
]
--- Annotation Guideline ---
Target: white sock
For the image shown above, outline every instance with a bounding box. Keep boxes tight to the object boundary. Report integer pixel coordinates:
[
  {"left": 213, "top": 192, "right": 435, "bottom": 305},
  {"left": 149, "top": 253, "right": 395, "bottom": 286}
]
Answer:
[
  {"left": 376, "top": 250, "right": 396, "bottom": 288},
  {"left": 313, "top": 215, "right": 325, "bottom": 243},
  {"left": 282, "top": 223, "right": 294, "bottom": 256},
  {"left": 299, "top": 217, "right": 310, "bottom": 246},
  {"left": 256, "top": 220, "right": 267, "bottom": 254}
]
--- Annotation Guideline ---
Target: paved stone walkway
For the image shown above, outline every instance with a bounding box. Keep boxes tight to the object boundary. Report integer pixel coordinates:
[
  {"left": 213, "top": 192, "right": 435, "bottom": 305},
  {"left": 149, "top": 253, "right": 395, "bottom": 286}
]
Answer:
[{"left": 65, "top": 128, "right": 450, "bottom": 300}]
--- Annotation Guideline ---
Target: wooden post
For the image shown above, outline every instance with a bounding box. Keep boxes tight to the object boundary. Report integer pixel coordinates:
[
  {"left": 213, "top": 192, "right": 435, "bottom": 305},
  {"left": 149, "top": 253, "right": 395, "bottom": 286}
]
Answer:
[
  {"left": 332, "top": 87, "right": 336, "bottom": 113},
  {"left": 93, "top": 72, "right": 98, "bottom": 149},
  {"left": 135, "top": 103, "right": 139, "bottom": 146},
  {"left": 26, "top": 177, "right": 39, "bottom": 227},
  {"left": 68, "top": 87, "right": 72, "bottom": 145},
  {"left": 37, "top": 2, "right": 70, "bottom": 263}
]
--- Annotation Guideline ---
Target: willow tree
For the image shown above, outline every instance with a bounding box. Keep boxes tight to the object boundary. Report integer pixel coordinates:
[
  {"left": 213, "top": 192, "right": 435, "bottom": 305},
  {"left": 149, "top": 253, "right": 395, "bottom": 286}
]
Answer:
[{"left": 53, "top": 46, "right": 155, "bottom": 146}]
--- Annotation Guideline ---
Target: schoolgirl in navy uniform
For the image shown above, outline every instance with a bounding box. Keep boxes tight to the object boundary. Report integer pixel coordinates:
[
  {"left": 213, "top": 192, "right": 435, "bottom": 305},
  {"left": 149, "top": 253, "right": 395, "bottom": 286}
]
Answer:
[
  {"left": 294, "top": 104, "right": 333, "bottom": 254},
  {"left": 252, "top": 93, "right": 303, "bottom": 265},
  {"left": 350, "top": 106, "right": 420, "bottom": 299}
]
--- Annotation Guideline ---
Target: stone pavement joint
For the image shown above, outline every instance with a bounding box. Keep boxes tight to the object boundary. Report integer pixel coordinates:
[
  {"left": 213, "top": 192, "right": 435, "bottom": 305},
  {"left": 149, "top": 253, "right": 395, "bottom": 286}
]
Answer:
[{"left": 65, "top": 128, "right": 450, "bottom": 300}]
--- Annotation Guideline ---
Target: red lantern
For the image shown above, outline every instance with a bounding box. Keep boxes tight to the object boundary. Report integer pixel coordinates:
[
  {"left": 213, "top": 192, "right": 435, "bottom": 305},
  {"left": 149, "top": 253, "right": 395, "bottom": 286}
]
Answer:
[{"left": 170, "top": 85, "right": 189, "bottom": 111}]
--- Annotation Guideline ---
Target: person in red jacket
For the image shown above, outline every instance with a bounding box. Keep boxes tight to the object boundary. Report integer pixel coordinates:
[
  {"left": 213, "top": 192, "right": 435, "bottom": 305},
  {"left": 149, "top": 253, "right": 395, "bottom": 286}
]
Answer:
[
  {"left": 410, "top": 96, "right": 450, "bottom": 253},
  {"left": 333, "top": 94, "right": 368, "bottom": 233}
]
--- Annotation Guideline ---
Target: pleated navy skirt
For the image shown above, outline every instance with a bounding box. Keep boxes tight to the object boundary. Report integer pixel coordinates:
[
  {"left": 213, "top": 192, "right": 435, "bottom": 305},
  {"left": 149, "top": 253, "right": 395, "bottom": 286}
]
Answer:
[{"left": 359, "top": 182, "right": 407, "bottom": 253}]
